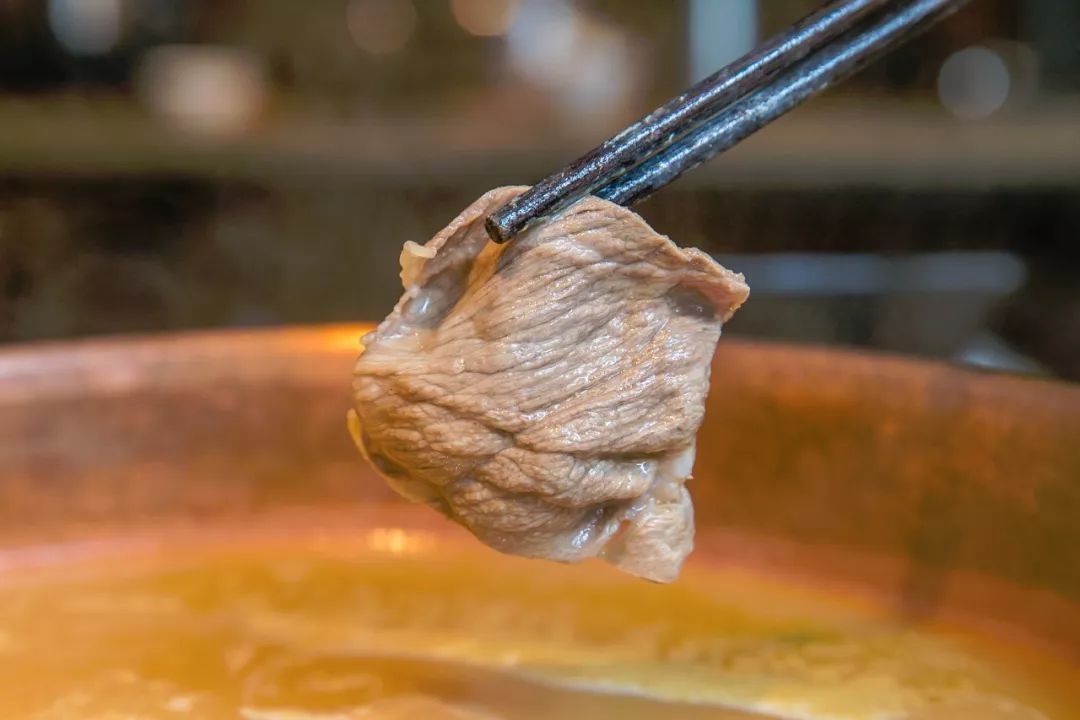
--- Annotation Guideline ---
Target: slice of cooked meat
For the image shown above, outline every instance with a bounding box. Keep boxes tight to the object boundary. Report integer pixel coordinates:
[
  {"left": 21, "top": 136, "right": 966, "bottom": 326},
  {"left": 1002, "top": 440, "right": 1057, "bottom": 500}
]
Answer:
[{"left": 349, "top": 186, "right": 748, "bottom": 582}]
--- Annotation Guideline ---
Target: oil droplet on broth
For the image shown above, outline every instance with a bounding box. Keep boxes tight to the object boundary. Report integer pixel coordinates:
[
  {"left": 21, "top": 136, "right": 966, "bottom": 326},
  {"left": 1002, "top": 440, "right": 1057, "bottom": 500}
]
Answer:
[{"left": 0, "top": 520, "right": 1073, "bottom": 720}]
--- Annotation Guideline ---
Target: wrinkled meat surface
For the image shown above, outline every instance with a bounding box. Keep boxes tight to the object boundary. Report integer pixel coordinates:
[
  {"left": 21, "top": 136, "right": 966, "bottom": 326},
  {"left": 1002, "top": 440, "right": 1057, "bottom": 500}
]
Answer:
[{"left": 350, "top": 187, "right": 748, "bottom": 582}]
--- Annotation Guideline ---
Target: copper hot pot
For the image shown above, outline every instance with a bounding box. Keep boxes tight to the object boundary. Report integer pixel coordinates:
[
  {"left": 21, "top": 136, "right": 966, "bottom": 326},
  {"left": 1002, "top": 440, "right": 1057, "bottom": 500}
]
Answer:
[{"left": 0, "top": 324, "right": 1076, "bottom": 660}]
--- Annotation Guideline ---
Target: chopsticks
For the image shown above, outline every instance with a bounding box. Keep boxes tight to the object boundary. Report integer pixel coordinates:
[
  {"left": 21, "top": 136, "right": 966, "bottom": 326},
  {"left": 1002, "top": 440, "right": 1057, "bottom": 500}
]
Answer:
[{"left": 485, "top": 0, "right": 970, "bottom": 244}]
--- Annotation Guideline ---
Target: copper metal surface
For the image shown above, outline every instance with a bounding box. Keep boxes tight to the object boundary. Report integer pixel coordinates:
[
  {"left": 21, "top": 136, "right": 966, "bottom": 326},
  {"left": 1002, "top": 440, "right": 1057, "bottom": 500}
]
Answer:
[{"left": 0, "top": 325, "right": 1076, "bottom": 657}]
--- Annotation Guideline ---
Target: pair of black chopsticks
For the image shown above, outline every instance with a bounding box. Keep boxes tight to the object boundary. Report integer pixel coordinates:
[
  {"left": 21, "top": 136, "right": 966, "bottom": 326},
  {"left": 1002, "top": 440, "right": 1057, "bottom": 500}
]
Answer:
[{"left": 485, "top": 0, "right": 971, "bottom": 245}]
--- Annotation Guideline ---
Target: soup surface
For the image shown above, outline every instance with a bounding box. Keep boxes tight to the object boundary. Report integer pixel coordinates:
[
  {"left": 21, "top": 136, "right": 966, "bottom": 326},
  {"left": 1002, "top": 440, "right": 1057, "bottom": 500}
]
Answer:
[{"left": 0, "top": 511, "right": 1074, "bottom": 719}]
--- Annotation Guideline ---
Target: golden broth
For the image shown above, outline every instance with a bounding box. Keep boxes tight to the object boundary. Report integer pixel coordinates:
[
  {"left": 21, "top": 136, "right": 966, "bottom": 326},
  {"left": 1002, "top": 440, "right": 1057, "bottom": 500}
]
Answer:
[{"left": 0, "top": 512, "right": 1075, "bottom": 720}]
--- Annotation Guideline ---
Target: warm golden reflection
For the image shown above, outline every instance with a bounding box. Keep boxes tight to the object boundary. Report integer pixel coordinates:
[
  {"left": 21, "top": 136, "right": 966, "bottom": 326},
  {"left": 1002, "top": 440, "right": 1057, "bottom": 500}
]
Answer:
[{"left": 0, "top": 517, "right": 1073, "bottom": 720}]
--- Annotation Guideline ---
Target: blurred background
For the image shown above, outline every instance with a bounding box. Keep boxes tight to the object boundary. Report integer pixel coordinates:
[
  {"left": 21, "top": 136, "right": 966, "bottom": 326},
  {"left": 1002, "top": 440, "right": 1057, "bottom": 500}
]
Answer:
[{"left": 0, "top": 0, "right": 1077, "bottom": 378}]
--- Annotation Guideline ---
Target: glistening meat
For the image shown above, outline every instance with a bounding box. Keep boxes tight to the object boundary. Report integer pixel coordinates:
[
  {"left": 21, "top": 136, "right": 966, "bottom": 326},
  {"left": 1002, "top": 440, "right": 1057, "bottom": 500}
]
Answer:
[{"left": 350, "top": 187, "right": 748, "bottom": 582}]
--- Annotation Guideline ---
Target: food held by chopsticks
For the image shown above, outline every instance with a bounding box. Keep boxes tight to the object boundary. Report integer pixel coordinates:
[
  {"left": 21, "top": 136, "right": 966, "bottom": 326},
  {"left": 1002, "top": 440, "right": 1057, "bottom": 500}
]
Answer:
[
  {"left": 350, "top": 187, "right": 747, "bottom": 581},
  {"left": 349, "top": 0, "right": 970, "bottom": 580}
]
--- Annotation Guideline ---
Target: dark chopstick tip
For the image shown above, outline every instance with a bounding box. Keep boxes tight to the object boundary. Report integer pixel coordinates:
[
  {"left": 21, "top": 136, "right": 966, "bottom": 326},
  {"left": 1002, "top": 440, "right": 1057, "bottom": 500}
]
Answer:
[{"left": 485, "top": 213, "right": 511, "bottom": 244}]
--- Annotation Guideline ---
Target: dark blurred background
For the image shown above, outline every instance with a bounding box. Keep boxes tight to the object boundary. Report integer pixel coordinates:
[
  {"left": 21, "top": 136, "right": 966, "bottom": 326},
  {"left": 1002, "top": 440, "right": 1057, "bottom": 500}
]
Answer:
[{"left": 0, "top": 0, "right": 1077, "bottom": 378}]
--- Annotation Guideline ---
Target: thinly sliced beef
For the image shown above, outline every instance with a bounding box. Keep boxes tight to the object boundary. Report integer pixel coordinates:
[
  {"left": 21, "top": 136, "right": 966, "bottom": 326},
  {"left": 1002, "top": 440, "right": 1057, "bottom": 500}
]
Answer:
[{"left": 350, "top": 187, "right": 748, "bottom": 582}]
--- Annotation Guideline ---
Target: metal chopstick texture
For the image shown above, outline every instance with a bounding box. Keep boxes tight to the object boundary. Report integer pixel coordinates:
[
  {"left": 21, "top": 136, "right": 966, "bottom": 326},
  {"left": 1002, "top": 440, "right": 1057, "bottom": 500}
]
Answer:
[
  {"left": 594, "top": 0, "right": 970, "bottom": 207},
  {"left": 484, "top": 0, "right": 893, "bottom": 244}
]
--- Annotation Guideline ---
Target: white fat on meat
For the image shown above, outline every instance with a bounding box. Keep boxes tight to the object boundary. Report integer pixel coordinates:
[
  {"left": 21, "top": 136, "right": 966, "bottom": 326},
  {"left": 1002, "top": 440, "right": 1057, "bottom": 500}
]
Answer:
[{"left": 349, "top": 186, "right": 749, "bottom": 582}]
